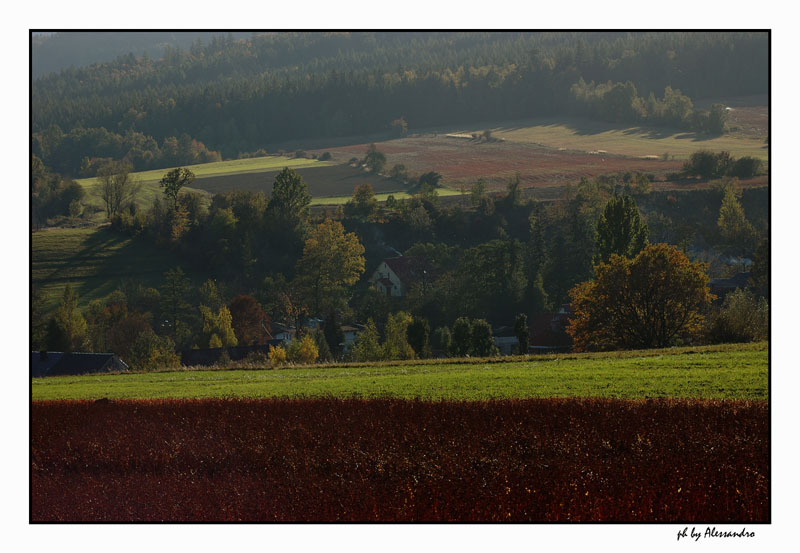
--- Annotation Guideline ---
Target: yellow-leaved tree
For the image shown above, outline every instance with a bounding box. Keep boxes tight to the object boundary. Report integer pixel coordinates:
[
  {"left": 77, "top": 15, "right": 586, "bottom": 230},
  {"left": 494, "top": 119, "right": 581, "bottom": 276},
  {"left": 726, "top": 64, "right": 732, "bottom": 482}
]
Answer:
[{"left": 296, "top": 218, "right": 366, "bottom": 315}]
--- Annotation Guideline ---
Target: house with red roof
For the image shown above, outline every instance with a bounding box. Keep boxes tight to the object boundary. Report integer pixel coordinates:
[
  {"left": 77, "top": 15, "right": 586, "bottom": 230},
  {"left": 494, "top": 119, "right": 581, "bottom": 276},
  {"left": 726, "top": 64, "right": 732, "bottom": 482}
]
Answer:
[{"left": 368, "top": 256, "right": 433, "bottom": 297}]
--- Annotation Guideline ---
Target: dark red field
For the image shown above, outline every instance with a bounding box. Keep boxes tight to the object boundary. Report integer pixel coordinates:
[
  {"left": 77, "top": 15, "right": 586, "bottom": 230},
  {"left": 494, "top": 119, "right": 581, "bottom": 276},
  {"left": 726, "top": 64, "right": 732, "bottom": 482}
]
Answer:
[
  {"left": 323, "top": 138, "right": 686, "bottom": 192},
  {"left": 31, "top": 398, "right": 769, "bottom": 522}
]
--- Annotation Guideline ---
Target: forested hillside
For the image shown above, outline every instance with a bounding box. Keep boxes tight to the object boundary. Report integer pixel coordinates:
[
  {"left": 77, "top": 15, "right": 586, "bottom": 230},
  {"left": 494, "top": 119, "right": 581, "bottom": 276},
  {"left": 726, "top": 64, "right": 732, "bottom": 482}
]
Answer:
[
  {"left": 32, "top": 31, "right": 768, "bottom": 177},
  {"left": 31, "top": 31, "right": 254, "bottom": 78}
]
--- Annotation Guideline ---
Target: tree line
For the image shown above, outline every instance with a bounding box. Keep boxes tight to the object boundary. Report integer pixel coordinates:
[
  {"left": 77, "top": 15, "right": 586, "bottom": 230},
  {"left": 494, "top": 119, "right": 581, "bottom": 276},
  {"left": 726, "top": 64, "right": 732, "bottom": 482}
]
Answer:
[{"left": 32, "top": 151, "right": 768, "bottom": 369}]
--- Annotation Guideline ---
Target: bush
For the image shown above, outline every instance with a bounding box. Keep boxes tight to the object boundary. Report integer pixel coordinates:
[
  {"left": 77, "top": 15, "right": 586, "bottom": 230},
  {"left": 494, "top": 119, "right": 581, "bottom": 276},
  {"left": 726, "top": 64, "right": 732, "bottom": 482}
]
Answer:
[
  {"left": 470, "top": 319, "right": 498, "bottom": 357},
  {"left": 269, "top": 344, "right": 288, "bottom": 367},
  {"left": 318, "top": 152, "right": 332, "bottom": 161},
  {"left": 242, "top": 350, "right": 270, "bottom": 367},
  {"left": 729, "top": 157, "right": 763, "bottom": 178},
  {"left": 705, "top": 288, "right": 769, "bottom": 344},
  {"left": 288, "top": 333, "right": 319, "bottom": 364},
  {"left": 128, "top": 331, "right": 180, "bottom": 372},
  {"left": 433, "top": 326, "right": 452, "bottom": 355},
  {"left": 352, "top": 318, "right": 383, "bottom": 362},
  {"left": 451, "top": 317, "right": 472, "bottom": 356}
]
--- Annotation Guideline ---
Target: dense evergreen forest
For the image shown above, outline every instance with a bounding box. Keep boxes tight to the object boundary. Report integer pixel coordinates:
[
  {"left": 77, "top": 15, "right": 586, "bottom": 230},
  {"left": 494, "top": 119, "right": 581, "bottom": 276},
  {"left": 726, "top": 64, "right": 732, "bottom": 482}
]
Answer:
[{"left": 32, "top": 31, "right": 768, "bottom": 177}]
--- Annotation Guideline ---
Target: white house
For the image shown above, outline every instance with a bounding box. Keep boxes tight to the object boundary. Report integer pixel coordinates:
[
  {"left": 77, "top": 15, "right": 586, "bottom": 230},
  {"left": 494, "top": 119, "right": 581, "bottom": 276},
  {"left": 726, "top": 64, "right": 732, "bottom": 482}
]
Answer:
[
  {"left": 341, "top": 324, "right": 364, "bottom": 350},
  {"left": 492, "top": 326, "right": 519, "bottom": 356},
  {"left": 369, "top": 256, "right": 432, "bottom": 297}
]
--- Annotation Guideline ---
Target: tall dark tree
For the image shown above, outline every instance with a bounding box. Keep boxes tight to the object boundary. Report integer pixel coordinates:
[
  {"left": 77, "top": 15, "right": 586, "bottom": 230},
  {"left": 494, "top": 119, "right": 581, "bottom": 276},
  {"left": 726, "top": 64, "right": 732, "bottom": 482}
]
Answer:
[
  {"left": 451, "top": 317, "right": 472, "bottom": 357},
  {"left": 159, "top": 267, "right": 191, "bottom": 344},
  {"left": 470, "top": 319, "right": 497, "bottom": 357},
  {"left": 595, "top": 194, "right": 649, "bottom": 264},
  {"left": 323, "top": 312, "right": 345, "bottom": 359},
  {"left": 406, "top": 317, "right": 431, "bottom": 358},
  {"left": 268, "top": 168, "right": 311, "bottom": 225},
  {"left": 514, "top": 313, "right": 529, "bottom": 355}
]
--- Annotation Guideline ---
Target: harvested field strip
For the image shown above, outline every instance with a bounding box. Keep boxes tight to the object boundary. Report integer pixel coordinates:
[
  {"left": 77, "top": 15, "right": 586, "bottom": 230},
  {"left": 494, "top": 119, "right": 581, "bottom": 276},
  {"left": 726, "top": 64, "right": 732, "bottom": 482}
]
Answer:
[
  {"left": 31, "top": 343, "right": 768, "bottom": 401},
  {"left": 31, "top": 398, "right": 769, "bottom": 522}
]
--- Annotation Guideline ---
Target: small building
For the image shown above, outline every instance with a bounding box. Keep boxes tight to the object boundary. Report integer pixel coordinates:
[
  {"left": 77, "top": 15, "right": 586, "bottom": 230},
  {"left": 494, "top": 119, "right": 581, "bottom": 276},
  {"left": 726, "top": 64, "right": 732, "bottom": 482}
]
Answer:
[
  {"left": 341, "top": 324, "right": 364, "bottom": 351},
  {"left": 710, "top": 272, "right": 751, "bottom": 301},
  {"left": 31, "top": 352, "right": 129, "bottom": 378},
  {"left": 271, "top": 322, "right": 296, "bottom": 343},
  {"left": 492, "top": 326, "right": 519, "bottom": 356},
  {"left": 529, "top": 305, "right": 573, "bottom": 353},
  {"left": 369, "top": 256, "right": 433, "bottom": 297}
]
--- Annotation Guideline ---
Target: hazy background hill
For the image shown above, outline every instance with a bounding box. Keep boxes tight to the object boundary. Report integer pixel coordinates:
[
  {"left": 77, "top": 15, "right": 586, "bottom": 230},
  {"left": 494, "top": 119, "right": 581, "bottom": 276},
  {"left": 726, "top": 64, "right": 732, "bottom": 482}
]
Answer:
[{"left": 31, "top": 31, "right": 255, "bottom": 78}]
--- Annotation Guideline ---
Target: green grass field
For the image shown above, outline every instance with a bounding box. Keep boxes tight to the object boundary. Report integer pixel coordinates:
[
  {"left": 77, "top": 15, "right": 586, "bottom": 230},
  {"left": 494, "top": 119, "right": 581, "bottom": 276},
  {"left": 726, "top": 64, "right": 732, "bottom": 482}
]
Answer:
[
  {"left": 31, "top": 342, "right": 768, "bottom": 401},
  {"left": 491, "top": 116, "right": 768, "bottom": 161},
  {"left": 76, "top": 156, "right": 336, "bottom": 219},
  {"left": 32, "top": 226, "right": 194, "bottom": 312}
]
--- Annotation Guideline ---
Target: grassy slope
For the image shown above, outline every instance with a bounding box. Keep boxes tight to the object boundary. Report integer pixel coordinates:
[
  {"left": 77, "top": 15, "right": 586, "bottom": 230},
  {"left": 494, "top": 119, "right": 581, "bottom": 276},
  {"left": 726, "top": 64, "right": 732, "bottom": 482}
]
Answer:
[
  {"left": 76, "top": 156, "right": 335, "bottom": 219},
  {"left": 32, "top": 226, "right": 193, "bottom": 313},
  {"left": 31, "top": 342, "right": 768, "bottom": 401},
  {"left": 76, "top": 156, "right": 334, "bottom": 189},
  {"left": 490, "top": 116, "right": 768, "bottom": 161}
]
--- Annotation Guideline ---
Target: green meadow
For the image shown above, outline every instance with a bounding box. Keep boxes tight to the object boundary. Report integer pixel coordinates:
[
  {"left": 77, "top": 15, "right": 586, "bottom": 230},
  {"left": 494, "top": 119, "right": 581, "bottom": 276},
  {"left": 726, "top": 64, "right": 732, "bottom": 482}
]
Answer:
[
  {"left": 32, "top": 342, "right": 768, "bottom": 401},
  {"left": 32, "top": 226, "right": 194, "bottom": 312}
]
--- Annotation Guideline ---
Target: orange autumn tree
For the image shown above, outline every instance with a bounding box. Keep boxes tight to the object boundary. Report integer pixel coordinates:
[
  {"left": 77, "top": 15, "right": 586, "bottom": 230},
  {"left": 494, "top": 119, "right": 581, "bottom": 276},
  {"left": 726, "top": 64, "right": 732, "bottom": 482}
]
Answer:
[{"left": 567, "top": 243, "right": 714, "bottom": 351}]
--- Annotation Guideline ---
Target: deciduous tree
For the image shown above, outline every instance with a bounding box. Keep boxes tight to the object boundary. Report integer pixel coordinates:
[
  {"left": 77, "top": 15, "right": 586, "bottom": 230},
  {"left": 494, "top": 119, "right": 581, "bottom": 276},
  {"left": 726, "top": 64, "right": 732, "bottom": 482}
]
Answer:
[
  {"left": 567, "top": 243, "right": 714, "bottom": 351},
  {"left": 229, "top": 295, "right": 270, "bottom": 345},
  {"left": 159, "top": 167, "right": 195, "bottom": 211},
  {"left": 296, "top": 219, "right": 365, "bottom": 315},
  {"left": 717, "top": 182, "right": 756, "bottom": 251},
  {"left": 98, "top": 160, "right": 140, "bottom": 219},
  {"left": 352, "top": 318, "right": 382, "bottom": 362},
  {"left": 46, "top": 285, "right": 89, "bottom": 352},
  {"left": 363, "top": 143, "right": 386, "bottom": 173}
]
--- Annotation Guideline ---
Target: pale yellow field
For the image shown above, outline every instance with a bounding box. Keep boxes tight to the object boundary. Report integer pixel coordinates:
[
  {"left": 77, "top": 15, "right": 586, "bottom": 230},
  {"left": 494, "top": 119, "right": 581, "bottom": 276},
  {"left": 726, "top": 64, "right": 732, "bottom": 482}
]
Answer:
[{"left": 488, "top": 117, "right": 768, "bottom": 161}]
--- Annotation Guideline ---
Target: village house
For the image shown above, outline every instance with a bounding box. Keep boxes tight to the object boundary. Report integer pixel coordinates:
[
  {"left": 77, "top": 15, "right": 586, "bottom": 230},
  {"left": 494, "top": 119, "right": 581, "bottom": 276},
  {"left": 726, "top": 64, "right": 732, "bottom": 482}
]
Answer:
[
  {"left": 528, "top": 305, "right": 573, "bottom": 353},
  {"left": 709, "top": 272, "right": 751, "bottom": 302},
  {"left": 369, "top": 256, "right": 433, "bottom": 297},
  {"left": 492, "top": 326, "right": 519, "bottom": 356},
  {"left": 31, "top": 351, "right": 129, "bottom": 377},
  {"left": 341, "top": 324, "right": 364, "bottom": 351}
]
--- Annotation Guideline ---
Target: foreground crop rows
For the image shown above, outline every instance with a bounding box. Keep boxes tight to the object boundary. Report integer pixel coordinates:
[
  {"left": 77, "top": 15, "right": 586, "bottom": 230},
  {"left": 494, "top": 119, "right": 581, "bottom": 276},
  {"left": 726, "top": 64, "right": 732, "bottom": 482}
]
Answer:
[{"left": 31, "top": 398, "right": 768, "bottom": 522}]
